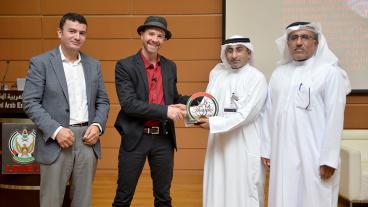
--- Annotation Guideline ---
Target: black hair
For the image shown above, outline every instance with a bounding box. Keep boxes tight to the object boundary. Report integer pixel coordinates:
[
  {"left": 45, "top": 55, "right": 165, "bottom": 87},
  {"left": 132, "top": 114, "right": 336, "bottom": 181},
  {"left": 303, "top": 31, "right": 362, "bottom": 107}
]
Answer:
[{"left": 59, "top": 12, "right": 87, "bottom": 30}]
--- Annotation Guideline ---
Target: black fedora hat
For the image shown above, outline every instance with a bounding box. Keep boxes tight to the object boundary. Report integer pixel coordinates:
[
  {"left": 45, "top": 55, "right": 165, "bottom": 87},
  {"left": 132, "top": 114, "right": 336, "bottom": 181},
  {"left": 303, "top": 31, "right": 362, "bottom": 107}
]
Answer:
[{"left": 137, "top": 16, "right": 172, "bottom": 40}]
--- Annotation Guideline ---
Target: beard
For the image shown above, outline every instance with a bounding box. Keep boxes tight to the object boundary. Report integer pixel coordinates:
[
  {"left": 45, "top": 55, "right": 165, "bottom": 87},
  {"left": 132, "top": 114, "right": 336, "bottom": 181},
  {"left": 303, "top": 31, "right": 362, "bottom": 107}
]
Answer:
[{"left": 143, "top": 41, "right": 161, "bottom": 54}]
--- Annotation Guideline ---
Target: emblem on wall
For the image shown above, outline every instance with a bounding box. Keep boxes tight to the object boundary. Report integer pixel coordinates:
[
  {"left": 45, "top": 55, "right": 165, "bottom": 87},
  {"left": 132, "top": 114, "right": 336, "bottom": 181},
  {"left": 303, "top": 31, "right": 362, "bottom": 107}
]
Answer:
[{"left": 8, "top": 129, "right": 36, "bottom": 164}]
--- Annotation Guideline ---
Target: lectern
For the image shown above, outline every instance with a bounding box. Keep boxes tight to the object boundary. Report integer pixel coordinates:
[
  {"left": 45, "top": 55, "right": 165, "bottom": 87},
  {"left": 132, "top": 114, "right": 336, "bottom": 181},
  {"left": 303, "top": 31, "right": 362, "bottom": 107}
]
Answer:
[{"left": 0, "top": 90, "right": 70, "bottom": 206}]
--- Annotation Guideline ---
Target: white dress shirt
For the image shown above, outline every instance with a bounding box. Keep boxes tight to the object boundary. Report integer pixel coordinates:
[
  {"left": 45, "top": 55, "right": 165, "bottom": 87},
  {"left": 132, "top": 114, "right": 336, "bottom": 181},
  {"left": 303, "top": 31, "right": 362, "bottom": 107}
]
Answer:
[
  {"left": 52, "top": 46, "right": 101, "bottom": 139},
  {"left": 60, "top": 47, "right": 88, "bottom": 125}
]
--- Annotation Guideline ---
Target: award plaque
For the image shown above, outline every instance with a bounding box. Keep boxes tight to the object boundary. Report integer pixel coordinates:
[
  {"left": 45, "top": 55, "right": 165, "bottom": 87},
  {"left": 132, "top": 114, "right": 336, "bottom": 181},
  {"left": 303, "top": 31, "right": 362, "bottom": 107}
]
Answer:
[{"left": 186, "top": 92, "right": 219, "bottom": 124}]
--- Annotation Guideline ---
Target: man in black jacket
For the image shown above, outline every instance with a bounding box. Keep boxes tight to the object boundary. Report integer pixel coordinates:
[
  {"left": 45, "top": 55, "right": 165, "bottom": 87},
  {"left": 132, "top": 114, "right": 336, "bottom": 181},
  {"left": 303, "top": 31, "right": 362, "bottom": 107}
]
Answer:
[{"left": 112, "top": 16, "right": 188, "bottom": 207}]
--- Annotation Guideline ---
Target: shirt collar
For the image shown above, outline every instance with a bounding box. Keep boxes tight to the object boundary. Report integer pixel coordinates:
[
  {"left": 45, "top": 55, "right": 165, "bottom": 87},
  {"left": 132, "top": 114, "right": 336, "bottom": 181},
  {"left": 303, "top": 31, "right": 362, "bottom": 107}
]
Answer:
[
  {"left": 140, "top": 50, "right": 161, "bottom": 70},
  {"left": 59, "top": 45, "right": 81, "bottom": 64}
]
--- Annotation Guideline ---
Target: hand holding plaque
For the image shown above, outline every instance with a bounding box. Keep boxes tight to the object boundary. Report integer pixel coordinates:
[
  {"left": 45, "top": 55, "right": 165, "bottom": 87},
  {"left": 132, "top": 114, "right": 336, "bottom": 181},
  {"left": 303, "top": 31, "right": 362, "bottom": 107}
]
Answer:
[{"left": 186, "top": 92, "right": 219, "bottom": 124}]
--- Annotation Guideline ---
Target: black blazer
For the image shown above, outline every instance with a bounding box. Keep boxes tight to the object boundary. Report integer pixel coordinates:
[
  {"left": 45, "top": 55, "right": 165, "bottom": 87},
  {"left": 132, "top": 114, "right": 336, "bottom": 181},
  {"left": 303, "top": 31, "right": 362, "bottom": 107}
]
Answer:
[{"left": 114, "top": 51, "right": 188, "bottom": 151}]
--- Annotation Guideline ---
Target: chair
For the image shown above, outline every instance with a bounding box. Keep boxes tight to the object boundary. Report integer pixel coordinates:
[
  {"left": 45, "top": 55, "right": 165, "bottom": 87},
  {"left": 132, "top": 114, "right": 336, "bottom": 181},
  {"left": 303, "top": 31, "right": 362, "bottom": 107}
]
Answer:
[{"left": 339, "top": 130, "right": 368, "bottom": 207}]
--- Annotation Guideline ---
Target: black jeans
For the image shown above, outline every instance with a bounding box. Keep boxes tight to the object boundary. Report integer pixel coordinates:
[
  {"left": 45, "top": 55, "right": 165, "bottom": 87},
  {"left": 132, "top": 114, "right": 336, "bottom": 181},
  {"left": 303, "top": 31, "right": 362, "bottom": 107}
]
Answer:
[{"left": 112, "top": 134, "right": 174, "bottom": 207}]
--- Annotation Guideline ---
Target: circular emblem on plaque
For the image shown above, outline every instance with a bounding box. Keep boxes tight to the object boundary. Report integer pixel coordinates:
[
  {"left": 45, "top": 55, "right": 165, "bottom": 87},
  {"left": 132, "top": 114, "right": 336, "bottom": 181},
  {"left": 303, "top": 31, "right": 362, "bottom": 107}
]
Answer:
[
  {"left": 8, "top": 129, "right": 36, "bottom": 164},
  {"left": 186, "top": 92, "right": 219, "bottom": 123}
]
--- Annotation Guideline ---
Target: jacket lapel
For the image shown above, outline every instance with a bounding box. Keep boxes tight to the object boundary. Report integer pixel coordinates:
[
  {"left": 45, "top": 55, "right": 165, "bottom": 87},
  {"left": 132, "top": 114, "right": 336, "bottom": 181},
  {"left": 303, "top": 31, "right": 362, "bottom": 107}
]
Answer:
[
  {"left": 50, "top": 48, "right": 69, "bottom": 102},
  {"left": 160, "top": 58, "right": 169, "bottom": 102},
  {"left": 81, "top": 53, "right": 92, "bottom": 106},
  {"left": 135, "top": 52, "right": 149, "bottom": 99}
]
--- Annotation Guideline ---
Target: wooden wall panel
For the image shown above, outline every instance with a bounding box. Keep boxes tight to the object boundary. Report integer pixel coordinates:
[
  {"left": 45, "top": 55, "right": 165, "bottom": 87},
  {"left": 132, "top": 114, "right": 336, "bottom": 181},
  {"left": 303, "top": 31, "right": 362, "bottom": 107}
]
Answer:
[
  {"left": 87, "top": 17, "right": 136, "bottom": 39},
  {"left": 167, "top": 15, "right": 222, "bottom": 38},
  {"left": 101, "top": 61, "right": 116, "bottom": 82},
  {"left": 175, "top": 128, "right": 208, "bottom": 149},
  {"left": 177, "top": 82, "right": 208, "bottom": 95},
  {"left": 0, "top": 40, "right": 43, "bottom": 60},
  {"left": 127, "top": 15, "right": 222, "bottom": 39},
  {"left": 42, "top": 16, "right": 137, "bottom": 39},
  {"left": 82, "top": 39, "right": 141, "bottom": 62},
  {"left": 344, "top": 103, "right": 368, "bottom": 129},
  {"left": 175, "top": 149, "right": 206, "bottom": 169},
  {"left": 161, "top": 39, "right": 221, "bottom": 60},
  {"left": 0, "top": 61, "right": 29, "bottom": 81},
  {"left": 176, "top": 60, "right": 217, "bottom": 82},
  {"left": 40, "top": 0, "right": 131, "bottom": 15},
  {"left": 40, "top": 0, "right": 222, "bottom": 16},
  {"left": 105, "top": 82, "right": 118, "bottom": 104},
  {"left": 107, "top": 105, "right": 120, "bottom": 128},
  {"left": 41, "top": 16, "right": 60, "bottom": 38},
  {"left": 42, "top": 15, "right": 222, "bottom": 39},
  {"left": 347, "top": 95, "right": 368, "bottom": 104},
  {"left": 100, "top": 127, "right": 121, "bottom": 148},
  {"left": 97, "top": 148, "right": 119, "bottom": 170},
  {"left": 0, "top": 0, "right": 41, "bottom": 15},
  {"left": 132, "top": 0, "right": 222, "bottom": 14},
  {"left": 0, "top": 17, "right": 42, "bottom": 38}
]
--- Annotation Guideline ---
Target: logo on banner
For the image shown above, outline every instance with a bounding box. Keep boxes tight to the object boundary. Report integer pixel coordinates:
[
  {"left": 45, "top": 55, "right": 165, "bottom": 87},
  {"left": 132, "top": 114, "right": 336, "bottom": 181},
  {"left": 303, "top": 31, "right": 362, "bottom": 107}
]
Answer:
[{"left": 8, "top": 129, "right": 36, "bottom": 164}]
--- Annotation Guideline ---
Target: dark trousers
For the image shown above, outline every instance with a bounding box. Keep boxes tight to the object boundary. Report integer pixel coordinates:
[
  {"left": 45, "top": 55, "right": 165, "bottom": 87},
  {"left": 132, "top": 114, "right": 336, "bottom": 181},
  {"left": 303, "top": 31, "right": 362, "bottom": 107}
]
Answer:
[{"left": 112, "top": 134, "right": 174, "bottom": 207}]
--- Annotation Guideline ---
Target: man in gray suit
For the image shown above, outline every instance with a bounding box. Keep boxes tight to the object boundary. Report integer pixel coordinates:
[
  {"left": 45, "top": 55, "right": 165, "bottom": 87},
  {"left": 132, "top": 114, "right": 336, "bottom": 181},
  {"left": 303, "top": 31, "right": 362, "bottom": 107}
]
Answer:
[{"left": 22, "top": 12, "right": 110, "bottom": 207}]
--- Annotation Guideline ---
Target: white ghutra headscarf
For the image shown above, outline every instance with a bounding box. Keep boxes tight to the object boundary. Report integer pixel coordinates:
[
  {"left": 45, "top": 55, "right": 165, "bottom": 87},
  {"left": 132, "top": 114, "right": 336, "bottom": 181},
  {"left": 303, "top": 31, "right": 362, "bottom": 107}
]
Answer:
[
  {"left": 275, "top": 22, "right": 351, "bottom": 94},
  {"left": 220, "top": 35, "right": 255, "bottom": 67}
]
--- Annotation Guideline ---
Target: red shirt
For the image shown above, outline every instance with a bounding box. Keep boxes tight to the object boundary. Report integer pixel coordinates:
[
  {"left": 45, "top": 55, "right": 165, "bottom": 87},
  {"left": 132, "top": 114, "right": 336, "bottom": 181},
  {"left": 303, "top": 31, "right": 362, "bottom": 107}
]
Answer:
[{"left": 141, "top": 52, "right": 165, "bottom": 126}]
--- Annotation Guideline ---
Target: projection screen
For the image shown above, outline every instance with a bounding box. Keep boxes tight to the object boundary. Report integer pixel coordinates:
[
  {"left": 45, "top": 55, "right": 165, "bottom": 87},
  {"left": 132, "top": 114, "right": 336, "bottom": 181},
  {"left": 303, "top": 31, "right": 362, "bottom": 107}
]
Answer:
[{"left": 225, "top": 0, "right": 368, "bottom": 92}]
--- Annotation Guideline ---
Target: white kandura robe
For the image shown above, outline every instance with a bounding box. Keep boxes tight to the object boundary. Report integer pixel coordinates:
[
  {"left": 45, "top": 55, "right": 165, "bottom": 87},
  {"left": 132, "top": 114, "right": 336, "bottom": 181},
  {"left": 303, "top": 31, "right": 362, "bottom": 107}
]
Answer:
[
  {"left": 261, "top": 57, "right": 347, "bottom": 207},
  {"left": 203, "top": 63, "right": 268, "bottom": 207}
]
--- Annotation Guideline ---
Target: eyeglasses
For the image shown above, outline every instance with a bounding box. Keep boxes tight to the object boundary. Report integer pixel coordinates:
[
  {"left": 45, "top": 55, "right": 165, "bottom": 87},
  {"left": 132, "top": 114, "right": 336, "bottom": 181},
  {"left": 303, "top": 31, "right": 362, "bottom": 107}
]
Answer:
[{"left": 288, "top": 34, "right": 315, "bottom": 42}]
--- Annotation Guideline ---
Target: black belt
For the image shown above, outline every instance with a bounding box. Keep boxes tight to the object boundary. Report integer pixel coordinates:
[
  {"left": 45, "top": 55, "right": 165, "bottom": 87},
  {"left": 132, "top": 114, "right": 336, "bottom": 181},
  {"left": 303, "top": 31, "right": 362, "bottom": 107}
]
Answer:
[
  {"left": 143, "top": 126, "right": 163, "bottom": 135},
  {"left": 70, "top": 122, "right": 88, "bottom": 127}
]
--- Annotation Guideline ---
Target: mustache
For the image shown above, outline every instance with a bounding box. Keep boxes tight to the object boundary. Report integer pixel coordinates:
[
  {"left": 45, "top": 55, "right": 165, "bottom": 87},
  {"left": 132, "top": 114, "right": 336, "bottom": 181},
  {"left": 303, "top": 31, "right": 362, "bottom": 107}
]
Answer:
[
  {"left": 294, "top": 46, "right": 305, "bottom": 51},
  {"left": 230, "top": 57, "right": 240, "bottom": 61},
  {"left": 147, "top": 40, "right": 160, "bottom": 47}
]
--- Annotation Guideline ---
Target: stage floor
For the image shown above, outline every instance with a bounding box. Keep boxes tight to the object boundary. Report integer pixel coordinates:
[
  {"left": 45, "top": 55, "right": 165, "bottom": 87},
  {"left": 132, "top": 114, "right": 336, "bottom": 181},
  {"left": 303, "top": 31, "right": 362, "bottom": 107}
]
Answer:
[{"left": 92, "top": 171, "right": 351, "bottom": 207}]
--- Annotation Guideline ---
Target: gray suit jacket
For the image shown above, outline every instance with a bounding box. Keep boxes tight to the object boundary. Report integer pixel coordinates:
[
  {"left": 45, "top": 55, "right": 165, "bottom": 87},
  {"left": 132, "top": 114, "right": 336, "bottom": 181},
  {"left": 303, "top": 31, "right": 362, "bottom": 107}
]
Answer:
[{"left": 23, "top": 48, "right": 110, "bottom": 164}]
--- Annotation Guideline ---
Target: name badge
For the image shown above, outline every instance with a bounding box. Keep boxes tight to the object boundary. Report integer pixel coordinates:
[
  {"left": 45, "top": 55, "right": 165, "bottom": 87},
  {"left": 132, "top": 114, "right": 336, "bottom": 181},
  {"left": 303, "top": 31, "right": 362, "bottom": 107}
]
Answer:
[{"left": 224, "top": 108, "right": 237, "bottom": 112}]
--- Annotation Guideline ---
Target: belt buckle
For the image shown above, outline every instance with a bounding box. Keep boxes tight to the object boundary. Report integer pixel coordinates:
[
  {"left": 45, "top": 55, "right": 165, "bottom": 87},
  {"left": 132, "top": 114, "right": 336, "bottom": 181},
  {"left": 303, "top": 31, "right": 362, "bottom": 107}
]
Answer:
[{"left": 151, "top": 126, "right": 160, "bottom": 135}]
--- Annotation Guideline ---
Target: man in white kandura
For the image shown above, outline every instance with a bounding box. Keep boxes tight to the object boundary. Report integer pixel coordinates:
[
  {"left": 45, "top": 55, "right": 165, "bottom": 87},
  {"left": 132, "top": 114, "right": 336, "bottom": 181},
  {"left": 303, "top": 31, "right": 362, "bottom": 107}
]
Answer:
[
  {"left": 197, "top": 35, "right": 268, "bottom": 207},
  {"left": 261, "top": 22, "right": 351, "bottom": 207}
]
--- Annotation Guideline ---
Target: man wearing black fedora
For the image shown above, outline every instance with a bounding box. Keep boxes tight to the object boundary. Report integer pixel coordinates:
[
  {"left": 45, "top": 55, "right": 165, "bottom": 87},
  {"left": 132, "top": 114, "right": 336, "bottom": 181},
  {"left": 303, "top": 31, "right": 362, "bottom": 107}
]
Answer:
[{"left": 112, "top": 16, "right": 189, "bottom": 207}]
